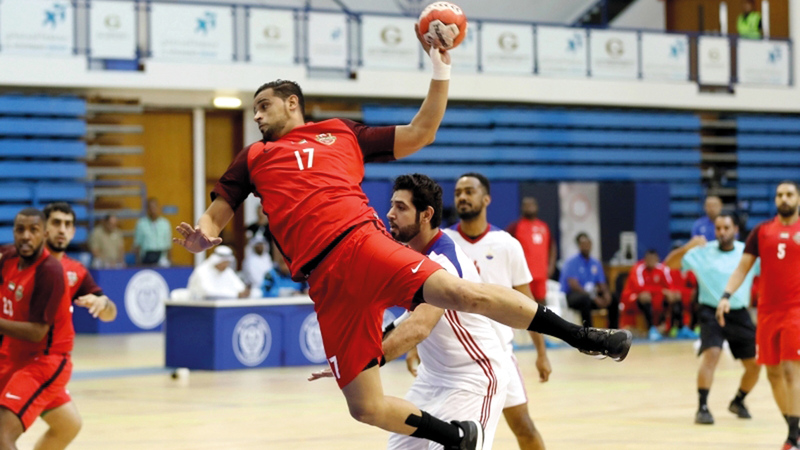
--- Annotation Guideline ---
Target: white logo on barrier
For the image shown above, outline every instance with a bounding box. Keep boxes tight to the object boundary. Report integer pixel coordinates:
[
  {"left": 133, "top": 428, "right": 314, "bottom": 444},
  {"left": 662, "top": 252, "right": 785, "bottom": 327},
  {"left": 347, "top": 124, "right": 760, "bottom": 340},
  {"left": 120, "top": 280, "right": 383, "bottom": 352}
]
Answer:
[
  {"left": 299, "top": 313, "right": 326, "bottom": 363},
  {"left": 124, "top": 270, "right": 168, "bottom": 329},
  {"left": 233, "top": 314, "right": 272, "bottom": 367}
]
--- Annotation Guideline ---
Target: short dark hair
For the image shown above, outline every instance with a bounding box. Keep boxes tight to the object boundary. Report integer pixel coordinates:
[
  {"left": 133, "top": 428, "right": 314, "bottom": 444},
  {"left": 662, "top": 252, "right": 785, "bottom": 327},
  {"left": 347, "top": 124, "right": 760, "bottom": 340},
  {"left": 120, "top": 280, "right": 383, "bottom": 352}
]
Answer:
[
  {"left": 459, "top": 172, "right": 490, "bottom": 195},
  {"left": 777, "top": 180, "right": 799, "bottom": 192},
  {"left": 575, "top": 232, "right": 590, "bottom": 243},
  {"left": 16, "top": 207, "right": 45, "bottom": 223},
  {"left": 645, "top": 248, "right": 659, "bottom": 257},
  {"left": 716, "top": 211, "right": 739, "bottom": 225},
  {"left": 43, "top": 202, "right": 76, "bottom": 222},
  {"left": 393, "top": 173, "right": 444, "bottom": 229},
  {"left": 254, "top": 79, "right": 305, "bottom": 116}
]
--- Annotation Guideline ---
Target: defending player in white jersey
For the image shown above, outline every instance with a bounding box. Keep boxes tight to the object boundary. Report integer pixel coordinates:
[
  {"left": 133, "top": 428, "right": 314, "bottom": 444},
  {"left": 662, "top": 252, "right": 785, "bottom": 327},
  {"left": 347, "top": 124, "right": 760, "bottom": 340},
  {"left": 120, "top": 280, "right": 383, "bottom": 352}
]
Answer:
[{"left": 443, "top": 173, "right": 551, "bottom": 450}]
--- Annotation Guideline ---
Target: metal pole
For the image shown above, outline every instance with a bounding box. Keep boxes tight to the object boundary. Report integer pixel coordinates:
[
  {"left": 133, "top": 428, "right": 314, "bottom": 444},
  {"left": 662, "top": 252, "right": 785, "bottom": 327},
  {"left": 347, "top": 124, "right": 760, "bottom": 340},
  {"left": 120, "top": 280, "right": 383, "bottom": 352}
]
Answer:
[{"left": 192, "top": 108, "right": 206, "bottom": 267}]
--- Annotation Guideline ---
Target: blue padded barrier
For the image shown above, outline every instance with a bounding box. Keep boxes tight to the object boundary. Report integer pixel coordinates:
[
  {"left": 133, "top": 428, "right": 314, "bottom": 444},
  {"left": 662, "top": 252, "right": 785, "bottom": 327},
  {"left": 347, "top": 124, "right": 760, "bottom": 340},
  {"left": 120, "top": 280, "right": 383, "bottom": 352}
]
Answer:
[
  {"left": 491, "top": 110, "right": 700, "bottom": 129},
  {"left": 737, "top": 116, "right": 800, "bottom": 133},
  {"left": 0, "top": 96, "right": 85, "bottom": 117},
  {"left": 737, "top": 134, "right": 800, "bottom": 148},
  {"left": 0, "top": 162, "right": 86, "bottom": 179},
  {"left": 746, "top": 200, "right": 775, "bottom": 214},
  {"left": 738, "top": 150, "right": 800, "bottom": 164},
  {"left": 747, "top": 216, "right": 773, "bottom": 229},
  {"left": 737, "top": 184, "right": 775, "bottom": 198},
  {"left": 491, "top": 129, "right": 699, "bottom": 146},
  {"left": 433, "top": 129, "right": 496, "bottom": 145},
  {"left": 669, "top": 218, "right": 696, "bottom": 234},
  {"left": 0, "top": 140, "right": 86, "bottom": 158},
  {"left": 0, "top": 226, "right": 87, "bottom": 244},
  {"left": 405, "top": 146, "right": 699, "bottom": 164},
  {"left": 365, "top": 164, "right": 697, "bottom": 181},
  {"left": 36, "top": 183, "right": 88, "bottom": 201},
  {"left": 670, "top": 184, "right": 704, "bottom": 198},
  {"left": 0, "top": 205, "right": 87, "bottom": 223},
  {"left": 739, "top": 167, "right": 800, "bottom": 181},
  {"left": 669, "top": 201, "right": 703, "bottom": 215},
  {"left": 0, "top": 184, "right": 35, "bottom": 202},
  {"left": 0, "top": 118, "right": 86, "bottom": 137}
]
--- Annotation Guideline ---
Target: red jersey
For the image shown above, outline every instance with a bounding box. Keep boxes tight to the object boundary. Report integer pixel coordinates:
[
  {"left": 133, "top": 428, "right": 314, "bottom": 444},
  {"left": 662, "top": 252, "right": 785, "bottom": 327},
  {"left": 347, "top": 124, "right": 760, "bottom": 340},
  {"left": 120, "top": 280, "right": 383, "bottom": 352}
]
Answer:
[
  {"left": 744, "top": 216, "right": 800, "bottom": 313},
  {"left": 507, "top": 218, "right": 551, "bottom": 279},
  {"left": 621, "top": 260, "right": 672, "bottom": 303},
  {"left": 60, "top": 255, "right": 102, "bottom": 300},
  {"left": 0, "top": 247, "right": 73, "bottom": 360},
  {"left": 213, "top": 119, "right": 395, "bottom": 280}
]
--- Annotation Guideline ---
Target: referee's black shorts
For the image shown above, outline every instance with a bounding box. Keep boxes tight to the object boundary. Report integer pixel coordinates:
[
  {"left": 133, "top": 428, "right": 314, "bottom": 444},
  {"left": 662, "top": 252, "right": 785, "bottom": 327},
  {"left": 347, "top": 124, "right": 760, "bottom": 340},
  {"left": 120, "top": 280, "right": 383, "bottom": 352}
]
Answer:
[{"left": 697, "top": 304, "right": 756, "bottom": 359}]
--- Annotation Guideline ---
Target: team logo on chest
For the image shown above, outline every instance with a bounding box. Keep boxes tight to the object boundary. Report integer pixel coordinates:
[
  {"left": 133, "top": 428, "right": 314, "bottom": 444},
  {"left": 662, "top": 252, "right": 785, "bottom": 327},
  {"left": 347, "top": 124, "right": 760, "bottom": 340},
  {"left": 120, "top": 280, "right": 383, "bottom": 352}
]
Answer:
[
  {"left": 67, "top": 271, "right": 78, "bottom": 287},
  {"left": 315, "top": 133, "right": 336, "bottom": 145},
  {"left": 794, "top": 232, "right": 800, "bottom": 245},
  {"left": 485, "top": 250, "right": 494, "bottom": 260},
  {"left": 14, "top": 285, "right": 23, "bottom": 301}
]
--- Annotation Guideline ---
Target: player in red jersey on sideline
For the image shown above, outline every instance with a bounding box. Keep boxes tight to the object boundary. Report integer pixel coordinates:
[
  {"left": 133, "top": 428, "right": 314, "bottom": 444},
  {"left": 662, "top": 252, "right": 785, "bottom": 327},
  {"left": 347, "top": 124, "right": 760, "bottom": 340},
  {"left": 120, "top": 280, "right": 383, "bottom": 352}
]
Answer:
[
  {"left": 506, "top": 196, "right": 556, "bottom": 303},
  {"left": 0, "top": 209, "right": 73, "bottom": 449},
  {"left": 0, "top": 203, "right": 118, "bottom": 449},
  {"left": 721, "top": 181, "right": 800, "bottom": 450},
  {"left": 174, "top": 26, "right": 632, "bottom": 450}
]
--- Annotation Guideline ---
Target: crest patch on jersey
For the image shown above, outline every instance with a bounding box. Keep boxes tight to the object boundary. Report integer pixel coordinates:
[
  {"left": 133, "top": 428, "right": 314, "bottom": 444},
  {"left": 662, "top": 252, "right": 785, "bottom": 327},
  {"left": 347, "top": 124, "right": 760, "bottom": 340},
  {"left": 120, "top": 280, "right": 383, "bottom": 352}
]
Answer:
[
  {"left": 794, "top": 232, "right": 800, "bottom": 245},
  {"left": 780, "top": 232, "right": 790, "bottom": 239},
  {"left": 8, "top": 282, "right": 15, "bottom": 292},
  {"left": 315, "top": 133, "right": 336, "bottom": 145},
  {"left": 485, "top": 252, "right": 494, "bottom": 260},
  {"left": 15, "top": 285, "right": 23, "bottom": 301},
  {"left": 67, "top": 271, "right": 78, "bottom": 287}
]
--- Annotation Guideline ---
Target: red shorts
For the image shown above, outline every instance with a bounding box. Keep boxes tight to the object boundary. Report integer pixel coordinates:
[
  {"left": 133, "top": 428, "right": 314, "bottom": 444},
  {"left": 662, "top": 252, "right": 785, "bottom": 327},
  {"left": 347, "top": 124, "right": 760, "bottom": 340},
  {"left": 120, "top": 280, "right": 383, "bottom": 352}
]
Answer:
[
  {"left": 756, "top": 308, "right": 800, "bottom": 366},
  {"left": 307, "top": 223, "right": 442, "bottom": 388},
  {"left": 0, "top": 354, "right": 72, "bottom": 430},
  {"left": 529, "top": 278, "right": 547, "bottom": 302}
]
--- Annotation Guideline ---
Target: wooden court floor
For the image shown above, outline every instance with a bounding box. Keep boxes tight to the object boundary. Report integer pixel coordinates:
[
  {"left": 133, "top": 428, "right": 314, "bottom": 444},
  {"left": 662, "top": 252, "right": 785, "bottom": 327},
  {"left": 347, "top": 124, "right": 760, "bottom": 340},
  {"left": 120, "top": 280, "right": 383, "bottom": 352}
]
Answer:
[{"left": 17, "top": 334, "right": 787, "bottom": 449}]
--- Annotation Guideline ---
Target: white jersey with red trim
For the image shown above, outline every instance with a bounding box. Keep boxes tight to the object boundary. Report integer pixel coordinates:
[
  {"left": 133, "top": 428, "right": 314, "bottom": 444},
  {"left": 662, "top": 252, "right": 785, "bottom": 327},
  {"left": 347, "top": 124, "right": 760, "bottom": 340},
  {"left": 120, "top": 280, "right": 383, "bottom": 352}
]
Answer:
[
  {"left": 415, "top": 231, "right": 509, "bottom": 397},
  {"left": 444, "top": 224, "right": 533, "bottom": 350}
]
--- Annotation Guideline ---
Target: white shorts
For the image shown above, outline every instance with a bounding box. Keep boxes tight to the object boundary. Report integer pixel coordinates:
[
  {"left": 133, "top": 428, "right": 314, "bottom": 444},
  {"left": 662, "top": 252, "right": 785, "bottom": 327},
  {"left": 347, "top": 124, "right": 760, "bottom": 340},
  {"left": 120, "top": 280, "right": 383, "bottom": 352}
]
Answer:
[
  {"left": 503, "top": 353, "right": 528, "bottom": 409},
  {"left": 387, "top": 379, "right": 508, "bottom": 450}
]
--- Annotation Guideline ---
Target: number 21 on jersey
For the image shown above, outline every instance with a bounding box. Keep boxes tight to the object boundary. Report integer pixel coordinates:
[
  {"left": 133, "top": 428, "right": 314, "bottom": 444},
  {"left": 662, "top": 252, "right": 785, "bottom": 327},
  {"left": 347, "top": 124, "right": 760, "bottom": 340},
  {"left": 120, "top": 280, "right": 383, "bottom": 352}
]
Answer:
[{"left": 294, "top": 148, "right": 314, "bottom": 170}]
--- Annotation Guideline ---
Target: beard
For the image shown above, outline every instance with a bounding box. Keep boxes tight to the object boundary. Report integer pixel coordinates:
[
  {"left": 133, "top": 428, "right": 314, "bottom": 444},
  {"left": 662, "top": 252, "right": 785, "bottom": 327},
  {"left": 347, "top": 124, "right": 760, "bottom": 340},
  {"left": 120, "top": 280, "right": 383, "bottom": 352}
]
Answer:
[
  {"left": 46, "top": 239, "right": 68, "bottom": 253},
  {"left": 390, "top": 221, "right": 421, "bottom": 244},
  {"left": 457, "top": 207, "right": 481, "bottom": 221},
  {"left": 778, "top": 203, "right": 799, "bottom": 218},
  {"left": 16, "top": 242, "right": 43, "bottom": 263},
  {"left": 260, "top": 117, "right": 288, "bottom": 142}
]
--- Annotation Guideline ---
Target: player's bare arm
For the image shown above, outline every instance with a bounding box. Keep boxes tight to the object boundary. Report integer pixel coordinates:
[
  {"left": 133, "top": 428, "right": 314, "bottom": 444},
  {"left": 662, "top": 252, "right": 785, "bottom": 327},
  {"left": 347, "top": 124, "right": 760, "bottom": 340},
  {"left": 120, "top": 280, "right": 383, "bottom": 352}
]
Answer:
[
  {"left": 393, "top": 25, "right": 451, "bottom": 160},
  {"left": 515, "top": 283, "right": 552, "bottom": 382},
  {"left": 382, "top": 304, "right": 445, "bottom": 362},
  {"left": 717, "top": 253, "right": 757, "bottom": 326},
  {"left": 173, "top": 198, "right": 231, "bottom": 253},
  {"left": 0, "top": 318, "right": 49, "bottom": 342},
  {"left": 664, "top": 235, "right": 707, "bottom": 269},
  {"left": 75, "top": 294, "right": 117, "bottom": 322}
]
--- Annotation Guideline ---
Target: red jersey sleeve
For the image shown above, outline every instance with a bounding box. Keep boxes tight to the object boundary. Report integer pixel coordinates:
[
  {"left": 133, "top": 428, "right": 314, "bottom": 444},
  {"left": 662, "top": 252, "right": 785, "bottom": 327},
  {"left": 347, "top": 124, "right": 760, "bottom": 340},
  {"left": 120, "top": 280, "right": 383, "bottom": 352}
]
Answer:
[
  {"left": 506, "top": 220, "right": 519, "bottom": 238},
  {"left": 29, "top": 257, "right": 66, "bottom": 325},
  {"left": 75, "top": 270, "right": 103, "bottom": 299},
  {"left": 211, "top": 146, "right": 253, "bottom": 211},
  {"left": 340, "top": 119, "right": 396, "bottom": 163},
  {"left": 744, "top": 223, "right": 762, "bottom": 256}
]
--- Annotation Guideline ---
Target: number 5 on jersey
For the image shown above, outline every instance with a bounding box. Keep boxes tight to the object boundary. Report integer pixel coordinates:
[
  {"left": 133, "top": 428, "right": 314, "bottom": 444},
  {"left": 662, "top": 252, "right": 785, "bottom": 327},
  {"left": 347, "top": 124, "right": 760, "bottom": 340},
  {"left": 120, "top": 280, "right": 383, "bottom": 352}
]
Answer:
[
  {"left": 778, "top": 242, "right": 787, "bottom": 259},
  {"left": 295, "top": 148, "right": 314, "bottom": 170}
]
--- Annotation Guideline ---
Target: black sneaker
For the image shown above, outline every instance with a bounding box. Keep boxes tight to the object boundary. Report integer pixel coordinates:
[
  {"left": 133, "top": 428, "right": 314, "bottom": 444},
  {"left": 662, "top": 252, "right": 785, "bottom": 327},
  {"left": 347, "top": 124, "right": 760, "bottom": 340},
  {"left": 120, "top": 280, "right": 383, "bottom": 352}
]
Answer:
[
  {"left": 695, "top": 405, "right": 714, "bottom": 425},
  {"left": 728, "top": 400, "right": 752, "bottom": 419},
  {"left": 450, "top": 420, "right": 484, "bottom": 450},
  {"left": 576, "top": 328, "right": 633, "bottom": 362}
]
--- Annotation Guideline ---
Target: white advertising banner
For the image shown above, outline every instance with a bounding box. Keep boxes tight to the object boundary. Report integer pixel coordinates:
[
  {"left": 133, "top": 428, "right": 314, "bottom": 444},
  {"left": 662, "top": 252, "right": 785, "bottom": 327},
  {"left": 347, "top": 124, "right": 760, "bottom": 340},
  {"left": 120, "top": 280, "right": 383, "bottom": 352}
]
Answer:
[
  {"left": 150, "top": 3, "right": 234, "bottom": 62},
  {"left": 307, "top": 12, "right": 348, "bottom": 69},
  {"left": 248, "top": 8, "right": 295, "bottom": 65},
  {"left": 640, "top": 33, "right": 689, "bottom": 81},
  {"left": 480, "top": 23, "right": 534, "bottom": 75},
  {"left": 589, "top": 29, "right": 638, "bottom": 79},
  {"left": 559, "top": 182, "right": 601, "bottom": 262},
  {"left": 360, "top": 16, "right": 418, "bottom": 70},
  {"left": 737, "top": 40, "right": 790, "bottom": 86},
  {"left": 536, "top": 26, "right": 587, "bottom": 77},
  {"left": 0, "top": 0, "right": 73, "bottom": 56},
  {"left": 698, "top": 36, "right": 731, "bottom": 85},
  {"left": 89, "top": 0, "right": 137, "bottom": 59}
]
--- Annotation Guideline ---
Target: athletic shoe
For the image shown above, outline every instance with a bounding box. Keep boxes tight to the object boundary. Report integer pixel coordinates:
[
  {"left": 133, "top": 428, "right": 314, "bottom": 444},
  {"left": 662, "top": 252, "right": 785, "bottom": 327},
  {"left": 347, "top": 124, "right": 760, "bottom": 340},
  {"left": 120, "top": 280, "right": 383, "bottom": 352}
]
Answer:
[
  {"left": 576, "top": 328, "right": 633, "bottom": 362},
  {"left": 781, "top": 440, "right": 799, "bottom": 450},
  {"left": 695, "top": 405, "right": 714, "bottom": 425},
  {"left": 450, "top": 420, "right": 484, "bottom": 450},
  {"left": 677, "top": 326, "right": 700, "bottom": 340},
  {"left": 728, "top": 399, "right": 752, "bottom": 419},
  {"left": 648, "top": 326, "right": 663, "bottom": 341}
]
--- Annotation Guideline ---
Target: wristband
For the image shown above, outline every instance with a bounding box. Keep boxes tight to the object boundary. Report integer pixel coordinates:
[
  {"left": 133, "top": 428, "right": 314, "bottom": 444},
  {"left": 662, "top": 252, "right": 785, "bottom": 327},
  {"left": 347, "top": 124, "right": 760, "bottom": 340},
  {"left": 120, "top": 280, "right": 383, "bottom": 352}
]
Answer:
[
  {"left": 429, "top": 47, "right": 451, "bottom": 81},
  {"left": 721, "top": 292, "right": 732, "bottom": 300}
]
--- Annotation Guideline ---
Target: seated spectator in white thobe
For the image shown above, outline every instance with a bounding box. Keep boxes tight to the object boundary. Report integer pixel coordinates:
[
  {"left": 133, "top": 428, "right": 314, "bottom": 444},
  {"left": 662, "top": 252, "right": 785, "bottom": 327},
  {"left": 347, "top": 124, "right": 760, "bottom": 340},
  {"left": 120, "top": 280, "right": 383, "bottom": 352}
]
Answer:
[
  {"left": 241, "top": 235, "right": 273, "bottom": 289},
  {"left": 188, "top": 246, "right": 252, "bottom": 300}
]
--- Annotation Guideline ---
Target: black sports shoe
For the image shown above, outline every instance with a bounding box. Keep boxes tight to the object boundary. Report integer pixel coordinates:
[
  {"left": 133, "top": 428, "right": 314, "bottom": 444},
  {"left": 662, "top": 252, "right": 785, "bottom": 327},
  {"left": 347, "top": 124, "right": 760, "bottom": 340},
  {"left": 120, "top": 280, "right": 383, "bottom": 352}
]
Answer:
[
  {"left": 695, "top": 405, "right": 714, "bottom": 425},
  {"left": 728, "top": 399, "right": 752, "bottom": 419},
  {"left": 576, "top": 328, "right": 633, "bottom": 362},
  {"left": 450, "top": 420, "right": 484, "bottom": 450}
]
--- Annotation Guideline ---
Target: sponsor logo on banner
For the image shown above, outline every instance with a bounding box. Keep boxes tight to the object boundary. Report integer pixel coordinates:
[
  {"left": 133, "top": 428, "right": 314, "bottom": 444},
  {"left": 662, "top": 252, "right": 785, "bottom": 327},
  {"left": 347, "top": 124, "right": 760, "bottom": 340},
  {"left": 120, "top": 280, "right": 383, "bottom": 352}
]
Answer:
[
  {"left": 89, "top": 0, "right": 137, "bottom": 60},
  {"left": 590, "top": 30, "right": 637, "bottom": 79},
  {"left": 307, "top": 12, "right": 348, "bottom": 69},
  {"left": 738, "top": 40, "right": 790, "bottom": 86},
  {"left": 698, "top": 36, "right": 731, "bottom": 85},
  {"left": 605, "top": 38, "right": 623, "bottom": 58},
  {"left": 299, "top": 313, "right": 327, "bottom": 363},
  {"left": 641, "top": 33, "right": 689, "bottom": 82},
  {"left": 481, "top": 22, "right": 533, "bottom": 74},
  {"left": 498, "top": 33, "right": 518, "bottom": 52},
  {"left": 150, "top": 4, "right": 233, "bottom": 62},
  {"left": 124, "top": 270, "right": 168, "bottom": 329},
  {"left": 381, "top": 26, "right": 402, "bottom": 46},
  {"left": 195, "top": 12, "right": 216, "bottom": 35},
  {"left": 248, "top": 8, "right": 294, "bottom": 65},
  {"left": 536, "top": 26, "right": 587, "bottom": 77},
  {"left": 233, "top": 314, "right": 272, "bottom": 366},
  {"left": 0, "top": 0, "right": 74, "bottom": 56},
  {"left": 361, "top": 16, "right": 417, "bottom": 70}
]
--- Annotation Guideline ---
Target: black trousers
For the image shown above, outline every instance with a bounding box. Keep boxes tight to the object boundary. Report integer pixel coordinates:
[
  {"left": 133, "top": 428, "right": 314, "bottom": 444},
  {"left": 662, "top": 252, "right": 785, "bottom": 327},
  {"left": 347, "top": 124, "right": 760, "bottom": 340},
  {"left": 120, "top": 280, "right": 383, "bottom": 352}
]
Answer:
[{"left": 566, "top": 291, "right": 619, "bottom": 328}]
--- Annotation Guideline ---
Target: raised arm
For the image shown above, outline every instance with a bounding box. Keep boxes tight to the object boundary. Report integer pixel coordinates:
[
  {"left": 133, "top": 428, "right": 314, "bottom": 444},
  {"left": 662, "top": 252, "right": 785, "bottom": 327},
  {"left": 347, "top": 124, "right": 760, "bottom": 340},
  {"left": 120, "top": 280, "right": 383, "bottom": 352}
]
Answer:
[
  {"left": 663, "top": 235, "right": 707, "bottom": 269},
  {"left": 173, "top": 198, "right": 232, "bottom": 253},
  {"left": 393, "top": 26, "right": 451, "bottom": 159}
]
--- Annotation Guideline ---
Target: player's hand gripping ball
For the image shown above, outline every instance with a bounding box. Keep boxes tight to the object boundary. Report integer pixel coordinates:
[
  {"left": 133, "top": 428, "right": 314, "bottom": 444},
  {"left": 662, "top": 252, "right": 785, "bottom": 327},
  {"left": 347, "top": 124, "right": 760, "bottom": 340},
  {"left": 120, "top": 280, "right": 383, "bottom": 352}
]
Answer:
[{"left": 418, "top": 2, "right": 468, "bottom": 51}]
